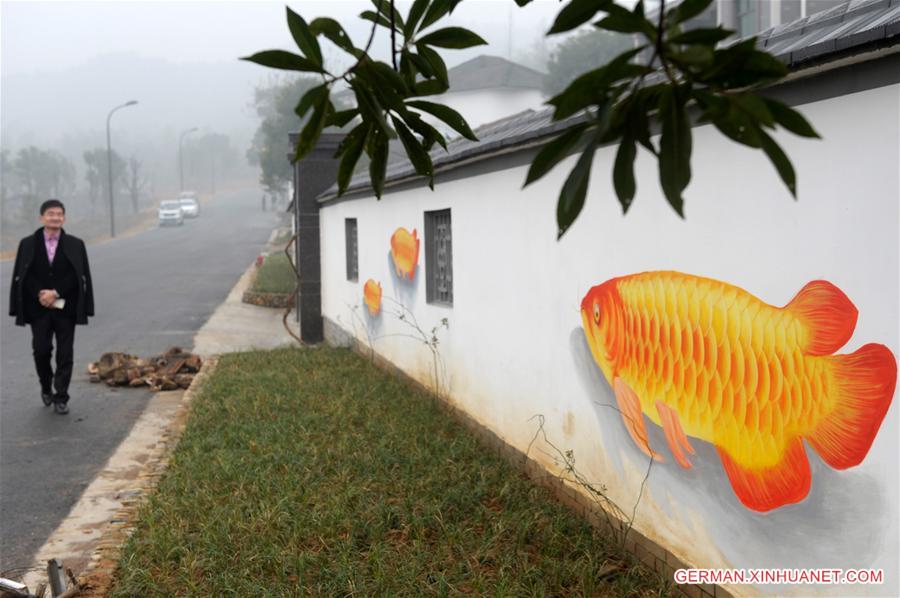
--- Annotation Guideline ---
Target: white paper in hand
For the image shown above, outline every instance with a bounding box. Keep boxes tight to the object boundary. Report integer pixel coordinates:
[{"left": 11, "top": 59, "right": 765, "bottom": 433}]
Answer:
[{"left": 53, "top": 298, "right": 66, "bottom": 309}]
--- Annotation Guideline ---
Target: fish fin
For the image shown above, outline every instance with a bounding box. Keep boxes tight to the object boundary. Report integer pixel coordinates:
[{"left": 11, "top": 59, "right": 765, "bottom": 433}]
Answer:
[
  {"left": 808, "top": 343, "right": 897, "bottom": 469},
  {"left": 717, "top": 438, "right": 811, "bottom": 512},
  {"left": 614, "top": 378, "right": 663, "bottom": 462},
  {"left": 785, "top": 280, "right": 857, "bottom": 356},
  {"left": 655, "top": 401, "right": 693, "bottom": 469}
]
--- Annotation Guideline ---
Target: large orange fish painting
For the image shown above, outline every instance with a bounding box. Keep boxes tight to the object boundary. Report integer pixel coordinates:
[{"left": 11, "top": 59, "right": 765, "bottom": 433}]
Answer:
[
  {"left": 391, "top": 227, "right": 420, "bottom": 281},
  {"left": 364, "top": 279, "right": 382, "bottom": 316},
  {"left": 581, "top": 271, "right": 897, "bottom": 512}
]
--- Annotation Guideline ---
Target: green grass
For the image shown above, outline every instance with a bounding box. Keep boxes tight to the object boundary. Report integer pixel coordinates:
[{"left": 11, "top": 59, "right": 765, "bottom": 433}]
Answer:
[
  {"left": 251, "top": 253, "right": 295, "bottom": 294},
  {"left": 112, "top": 347, "right": 671, "bottom": 596}
]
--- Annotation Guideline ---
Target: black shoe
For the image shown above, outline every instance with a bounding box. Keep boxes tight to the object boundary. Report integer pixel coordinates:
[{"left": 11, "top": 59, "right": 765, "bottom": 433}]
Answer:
[
  {"left": 41, "top": 391, "right": 54, "bottom": 406},
  {"left": 53, "top": 401, "right": 69, "bottom": 415}
]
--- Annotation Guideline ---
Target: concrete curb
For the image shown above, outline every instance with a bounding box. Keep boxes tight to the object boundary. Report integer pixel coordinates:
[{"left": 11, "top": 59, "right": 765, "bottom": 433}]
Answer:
[{"left": 21, "top": 357, "right": 219, "bottom": 595}]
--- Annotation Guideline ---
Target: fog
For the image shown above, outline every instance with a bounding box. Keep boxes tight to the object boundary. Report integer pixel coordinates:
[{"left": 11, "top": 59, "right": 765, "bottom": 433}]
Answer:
[{"left": 1, "top": 1, "right": 584, "bottom": 249}]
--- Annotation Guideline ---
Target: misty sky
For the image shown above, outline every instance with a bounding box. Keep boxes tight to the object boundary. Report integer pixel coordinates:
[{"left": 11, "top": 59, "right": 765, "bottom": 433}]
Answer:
[
  {"left": 2, "top": 0, "right": 569, "bottom": 77},
  {"left": 1, "top": 0, "right": 586, "bottom": 152}
]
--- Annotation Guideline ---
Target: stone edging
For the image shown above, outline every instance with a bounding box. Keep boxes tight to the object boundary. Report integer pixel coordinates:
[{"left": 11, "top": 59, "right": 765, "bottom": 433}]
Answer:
[
  {"left": 241, "top": 289, "right": 294, "bottom": 308},
  {"left": 23, "top": 357, "right": 219, "bottom": 597}
]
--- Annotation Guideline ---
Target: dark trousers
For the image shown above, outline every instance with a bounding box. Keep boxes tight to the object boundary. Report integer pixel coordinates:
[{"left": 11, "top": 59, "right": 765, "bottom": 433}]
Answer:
[{"left": 30, "top": 311, "right": 76, "bottom": 402}]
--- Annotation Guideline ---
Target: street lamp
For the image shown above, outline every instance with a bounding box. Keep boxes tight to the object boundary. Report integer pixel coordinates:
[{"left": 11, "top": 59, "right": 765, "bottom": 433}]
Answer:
[
  {"left": 179, "top": 127, "right": 198, "bottom": 191},
  {"left": 106, "top": 100, "right": 138, "bottom": 238}
]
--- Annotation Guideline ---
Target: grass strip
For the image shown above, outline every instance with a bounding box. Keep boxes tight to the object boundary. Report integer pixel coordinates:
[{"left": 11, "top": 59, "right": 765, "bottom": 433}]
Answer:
[
  {"left": 113, "top": 346, "right": 671, "bottom": 596},
  {"left": 251, "top": 253, "right": 295, "bottom": 294}
]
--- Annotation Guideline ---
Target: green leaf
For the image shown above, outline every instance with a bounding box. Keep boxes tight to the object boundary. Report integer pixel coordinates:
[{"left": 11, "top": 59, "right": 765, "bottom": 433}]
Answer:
[
  {"left": 417, "top": 44, "right": 449, "bottom": 87},
  {"left": 556, "top": 141, "right": 597, "bottom": 239},
  {"left": 417, "top": 27, "right": 487, "bottom": 49},
  {"left": 669, "top": 27, "right": 733, "bottom": 45},
  {"left": 757, "top": 127, "right": 797, "bottom": 197},
  {"left": 402, "top": 110, "right": 448, "bottom": 151},
  {"left": 240, "top": 50, "right": 322, "bottom": 73},
  {"left": 370, "top": 0, "right": 405, "bottom": 31},
  {"left": 548, "top": 47, "right": 648, "bottom": 119},
  {"left": 731, "top": 94, "right": 774, "bottom": 127},
  {"left": 287, "top": 7, "right": 322, "bottom": 66},
  {"left": 352, "top": 82, "right": 396, "bottom": 138},
  {"left": 392, "top": 116, "right": 435, "bottom": 187},
  {"left": 360, "top": 10, "right": 394, "bottom": 30},
  {"left": 404, "top": 0, "right": 431, "bottom": 37},
  {"left": 613, "top": 133, "right": 637, "bottom": 213},
  {"left": 670, "top": 45, "right": 714, "bottom": 68},
  {"left": 762, "top": 98, "right": 820, "bottom": 138},
  {"left": 295, "top": 84, "right": 329, "bottom": 119},
  {"left": 657, "top": 87, "right": 691, "bottom": 217},
  {"left": 371, "top": 61, "right": 411, "bottom": 95},
  {"left": 309, "top": 18, "right": 361, "bottom": 57},
  {"left": 367, "top": 128, "right": 389, "bottom": 198},
  {"left": 673, "top": 0, "right": 714, "bottom": 24},
  {"left": 406, "top": 51, "right": 434, "bottom": 78},
  {"left": 419, "top": 0, "right": 453, "bottom": 32},
  {"left": 293, "top": 95, "right": 332, "bottom": 163},
  {"left": 523, "top": 123, "right": 589, "bottom": 187},
  {"left": 327, "top": 108, "right": 360, "bottom": 128},
  {"left": 594, "top": 3, "right": 654, "bottom": 36},
  {"left": 412, "top": 79, "right": 450, "bottom": 96},
  {"left": 407, "top": 100, "right": 477, "bottom": 140},
  {"left": 548, "top": 0, "right": 613, "bottom": 35},
  {"left": 336, "top": 123, "right": 369, "bottom": 195}
]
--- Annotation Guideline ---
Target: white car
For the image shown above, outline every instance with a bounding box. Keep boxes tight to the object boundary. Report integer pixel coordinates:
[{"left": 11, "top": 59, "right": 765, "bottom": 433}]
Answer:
[
  {"left": 179, "top": 197, "right": 200, "bottom": 218},
  {"left": 158, "top": 200, "right": 184, "bottom": 226}
]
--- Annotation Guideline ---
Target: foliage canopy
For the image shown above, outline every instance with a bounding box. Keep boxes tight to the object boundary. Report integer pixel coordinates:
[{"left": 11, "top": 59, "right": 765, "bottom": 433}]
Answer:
[{"left": 243, "top": 0, "right": 819, "bottom": 238}]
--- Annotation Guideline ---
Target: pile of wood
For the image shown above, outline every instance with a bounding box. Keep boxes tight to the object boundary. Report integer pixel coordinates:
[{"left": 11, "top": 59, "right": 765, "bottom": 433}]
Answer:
[{"left": 88, "top": 347, "right": 202, "bottom": 391}]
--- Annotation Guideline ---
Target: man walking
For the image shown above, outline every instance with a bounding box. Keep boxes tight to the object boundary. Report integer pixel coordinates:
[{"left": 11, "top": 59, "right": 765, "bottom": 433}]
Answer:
[{"left": 9, "top": 199, "right": 94, "bottom": 414}]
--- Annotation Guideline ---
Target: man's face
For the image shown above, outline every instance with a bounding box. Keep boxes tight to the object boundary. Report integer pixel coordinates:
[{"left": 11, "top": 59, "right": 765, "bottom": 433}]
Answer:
[{"left": 40, "top": 207, "right": 66, "bottom": 231}]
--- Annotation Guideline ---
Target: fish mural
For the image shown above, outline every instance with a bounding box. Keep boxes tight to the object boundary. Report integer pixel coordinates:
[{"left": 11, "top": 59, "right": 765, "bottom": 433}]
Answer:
[
  {"left": 580, "top": 271, "right": 897, "bottom": 512},
  {"left": 363, "top": 279, "right": 382, "bottom": 316},
  {"left": 390, "top": 227, "right": 420, "bottom": 281}
]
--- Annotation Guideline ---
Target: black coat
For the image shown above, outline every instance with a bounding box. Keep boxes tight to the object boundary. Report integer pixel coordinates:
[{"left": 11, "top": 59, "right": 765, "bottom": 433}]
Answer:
[{"left": 9, "top": 228, "right": 95, "bottom": 326}]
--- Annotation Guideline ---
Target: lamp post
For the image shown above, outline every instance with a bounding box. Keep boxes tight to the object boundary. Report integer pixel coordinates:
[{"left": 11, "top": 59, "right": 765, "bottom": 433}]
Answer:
[
  {"left": 179, "top": 127, "right": 198, "bottom": 191},
  {"left": 106, "top": 100, "right": 138, "bottom": 238}
]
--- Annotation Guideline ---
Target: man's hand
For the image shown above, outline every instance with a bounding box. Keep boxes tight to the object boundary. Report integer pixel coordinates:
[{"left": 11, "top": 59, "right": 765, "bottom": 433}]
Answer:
[{"left": 38, "top": 289, "right": 58, "bottom": 308}]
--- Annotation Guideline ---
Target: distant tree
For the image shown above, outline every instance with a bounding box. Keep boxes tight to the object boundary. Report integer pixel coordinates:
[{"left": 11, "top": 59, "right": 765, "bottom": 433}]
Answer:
[
  {"left": 543, "top": 28, "right": 635, "bottom": 96},
  {"left": 127, "top": 155, "right": 147, "bottom": 213},
  {"left": 1, "top": 149, "right": 13, "bottom": 206},
  {"left": 83, "top": 148, "right": 126, "bottom": 212},
  {"left": 47, "top": 150, "right": 77, "bottom": 199},
  {"left": 187, "top": 132, "right": 238, "bottom": 194},
  {"left": 247, "top": 76, "right": 343, "bottom": 201}
]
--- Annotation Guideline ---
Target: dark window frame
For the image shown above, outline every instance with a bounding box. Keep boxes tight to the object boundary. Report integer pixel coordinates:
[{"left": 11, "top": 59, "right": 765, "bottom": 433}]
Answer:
[
  {"left": 425, "top": 209, "right": 453, "bottom": 306},
  {"left": 345, "top": 218, "right": 358, "bottom": 282}
]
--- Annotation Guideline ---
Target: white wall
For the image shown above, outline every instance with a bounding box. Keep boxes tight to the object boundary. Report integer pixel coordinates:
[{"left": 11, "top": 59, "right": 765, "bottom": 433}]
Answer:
[{"left": 319, "top": 82, "right": 899, "bottom": 597}]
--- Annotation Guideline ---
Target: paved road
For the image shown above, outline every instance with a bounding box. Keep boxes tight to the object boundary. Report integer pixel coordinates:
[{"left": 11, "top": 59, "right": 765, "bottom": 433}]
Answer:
[{"left": 0, "top": 185, "right": 281, "bottom": 572}]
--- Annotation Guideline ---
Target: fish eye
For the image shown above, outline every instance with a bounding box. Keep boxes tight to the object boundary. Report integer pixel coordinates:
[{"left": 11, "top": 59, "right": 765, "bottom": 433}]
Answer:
[{"left": 593, "top": 303, "right": 601, "bottom": 324}]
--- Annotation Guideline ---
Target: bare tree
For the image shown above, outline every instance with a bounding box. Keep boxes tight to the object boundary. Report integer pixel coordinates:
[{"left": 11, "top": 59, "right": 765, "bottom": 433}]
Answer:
[{"left": 127, "top": 154, "right": 147, "bottom": 213}]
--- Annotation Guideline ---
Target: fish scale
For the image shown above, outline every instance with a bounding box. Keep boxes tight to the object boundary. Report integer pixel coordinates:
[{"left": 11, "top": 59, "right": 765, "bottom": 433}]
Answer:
[{"left": 581, "top": 271, "right": 896, "bottom": 511}]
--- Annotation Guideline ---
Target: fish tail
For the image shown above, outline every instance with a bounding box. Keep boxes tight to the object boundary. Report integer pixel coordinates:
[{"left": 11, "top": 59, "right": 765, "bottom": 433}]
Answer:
[
  {"left": 784, "top": 280, "right": 857, "bottom": 356},
  {"left": 808, "top": 344, "right": 897, "bottom": 469}
]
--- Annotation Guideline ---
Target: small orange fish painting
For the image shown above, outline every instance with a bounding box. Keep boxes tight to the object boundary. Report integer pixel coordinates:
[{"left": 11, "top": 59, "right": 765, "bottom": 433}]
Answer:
[
  {"left": 363, "top": 279, "right": 382, "bottom": 316},
  {"left": 391, "top": 227, "right": 420, "bottom": 281},
  {"left": 581, "top": 271, "right": 897, "bottom": 512}
]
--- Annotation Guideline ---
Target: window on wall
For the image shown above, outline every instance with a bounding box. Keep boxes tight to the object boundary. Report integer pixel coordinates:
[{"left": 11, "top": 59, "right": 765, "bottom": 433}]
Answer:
[
  {"left": 345, "top": 218, "right": 358, "bottom": 282},
  {"left": 425, "top": 209, "right": 453, "bottom": 306},
  {"left": 738, "top": 0, "right": 760, "bottom": 37}
]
